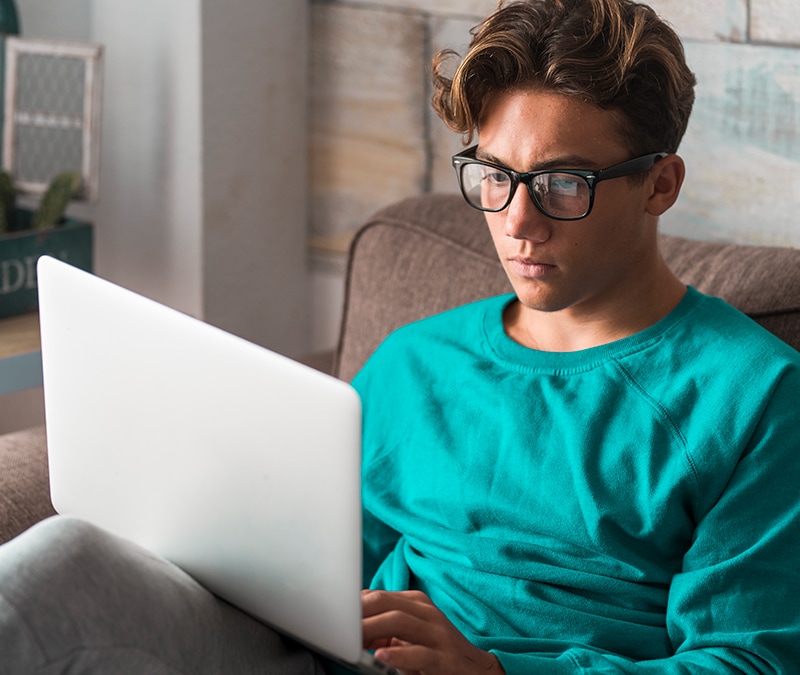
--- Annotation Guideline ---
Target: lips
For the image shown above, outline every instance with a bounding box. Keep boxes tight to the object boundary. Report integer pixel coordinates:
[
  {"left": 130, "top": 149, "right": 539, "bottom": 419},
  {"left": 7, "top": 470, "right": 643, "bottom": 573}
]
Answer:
[{"left": 507, "top": 256, "right": 556, "bottom": 278}]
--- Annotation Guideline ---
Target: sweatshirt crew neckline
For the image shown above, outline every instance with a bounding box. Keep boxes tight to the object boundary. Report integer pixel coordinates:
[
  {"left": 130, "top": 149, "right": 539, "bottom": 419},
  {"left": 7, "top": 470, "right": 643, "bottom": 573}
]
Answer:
[{"left": 482, "top": 285, "right": 705, "bottom": 373}]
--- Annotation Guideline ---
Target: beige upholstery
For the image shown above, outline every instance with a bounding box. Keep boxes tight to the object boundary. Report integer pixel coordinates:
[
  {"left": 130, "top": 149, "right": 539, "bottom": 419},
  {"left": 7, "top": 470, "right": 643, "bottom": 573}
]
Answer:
[
  {"left": 2, "top": 193, "right": 799, "bottom": 544},
  {"left": 0, "top": 426, "right": 55, "bottom": 542}
]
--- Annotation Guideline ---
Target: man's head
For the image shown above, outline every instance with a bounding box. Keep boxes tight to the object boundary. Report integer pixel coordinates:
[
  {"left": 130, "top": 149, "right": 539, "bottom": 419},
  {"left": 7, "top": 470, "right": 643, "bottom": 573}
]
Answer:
[
  {"left": 432, "top": 0, "right": 696, "bottom": 157},
  {"left": 431, "top": 0, "right": 695, "bottom": 343}
]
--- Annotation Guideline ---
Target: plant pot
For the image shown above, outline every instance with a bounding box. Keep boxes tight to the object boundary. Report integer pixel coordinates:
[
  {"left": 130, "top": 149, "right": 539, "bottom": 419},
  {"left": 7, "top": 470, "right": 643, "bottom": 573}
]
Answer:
[{"left": 0, "top": 208, "right": 93, "bottom": 318}]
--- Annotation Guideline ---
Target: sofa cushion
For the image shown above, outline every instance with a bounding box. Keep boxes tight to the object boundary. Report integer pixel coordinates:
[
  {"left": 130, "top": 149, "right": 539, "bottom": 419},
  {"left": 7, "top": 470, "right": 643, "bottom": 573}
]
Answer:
[
  {"left": 658, "top": 235, "right": 800, "bottom": 352},
  {"left": 336, "top": 193, "right": 800, "bottom": 382}
]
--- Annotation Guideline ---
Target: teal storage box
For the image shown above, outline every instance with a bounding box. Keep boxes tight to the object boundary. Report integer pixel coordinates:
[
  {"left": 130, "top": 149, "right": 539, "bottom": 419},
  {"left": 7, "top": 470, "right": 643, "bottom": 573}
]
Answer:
[{"left": 0, "top": 208, "right": 93, "bottom": 318}]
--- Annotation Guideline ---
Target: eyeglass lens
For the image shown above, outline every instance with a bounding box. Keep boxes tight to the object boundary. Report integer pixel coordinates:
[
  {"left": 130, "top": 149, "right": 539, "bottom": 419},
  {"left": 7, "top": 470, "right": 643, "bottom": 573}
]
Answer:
[{"left": 458, "top": 163, "right": 591, "bottom": 218}]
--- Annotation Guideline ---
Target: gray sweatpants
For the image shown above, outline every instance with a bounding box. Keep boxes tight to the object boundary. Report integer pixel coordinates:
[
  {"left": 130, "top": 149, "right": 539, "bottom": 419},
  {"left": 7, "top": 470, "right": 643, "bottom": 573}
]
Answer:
[{"left": 0, "top": 516, "right": 326, "bottom": 674}]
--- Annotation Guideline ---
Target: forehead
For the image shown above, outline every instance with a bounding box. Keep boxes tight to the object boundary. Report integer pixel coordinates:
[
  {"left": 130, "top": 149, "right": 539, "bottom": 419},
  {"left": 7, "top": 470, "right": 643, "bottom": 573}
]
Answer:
[{"left": 477, "top": 88, "right": 628, "bottom": 167}]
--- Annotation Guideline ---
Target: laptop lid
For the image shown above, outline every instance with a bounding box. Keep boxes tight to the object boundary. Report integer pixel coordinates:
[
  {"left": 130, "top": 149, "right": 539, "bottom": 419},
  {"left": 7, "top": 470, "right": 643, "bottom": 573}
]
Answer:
[{"left": 37, "top": 255, "right": 365, "bottom": 665}]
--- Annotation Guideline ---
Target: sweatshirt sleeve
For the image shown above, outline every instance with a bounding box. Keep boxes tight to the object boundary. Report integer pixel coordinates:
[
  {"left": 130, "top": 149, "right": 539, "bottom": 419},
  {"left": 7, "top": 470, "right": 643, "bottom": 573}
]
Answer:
[
  {"left": 492, "top": 367, "right": 800, "bottom": 673},
  {"left": 351, "top": 348, "right": 403, "bottom": 590}
]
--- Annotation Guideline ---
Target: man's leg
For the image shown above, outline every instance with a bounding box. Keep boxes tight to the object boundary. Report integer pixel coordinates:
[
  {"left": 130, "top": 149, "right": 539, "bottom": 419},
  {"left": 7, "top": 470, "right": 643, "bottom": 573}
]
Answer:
[{"left": 0, "top": 515, "right": 325, "bottom": 674}]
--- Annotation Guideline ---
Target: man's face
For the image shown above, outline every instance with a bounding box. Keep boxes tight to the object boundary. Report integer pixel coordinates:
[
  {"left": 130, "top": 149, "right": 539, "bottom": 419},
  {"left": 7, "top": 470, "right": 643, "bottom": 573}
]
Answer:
[{"left": 477, "top": 88, "right": 660, "bottom": 320}]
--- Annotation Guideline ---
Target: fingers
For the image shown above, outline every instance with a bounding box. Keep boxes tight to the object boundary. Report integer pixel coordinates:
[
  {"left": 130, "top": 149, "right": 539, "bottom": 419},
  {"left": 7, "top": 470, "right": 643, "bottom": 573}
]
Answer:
[
  {"left": 374, "top": 641, "right": 441, "bottom": 674},
  {"left": 374, "top": 639, "right": 503, "bottom": 675},
  {"left": 362, "top": 589, "right": 434, "bottom": 617},
  {"left": 362, "top": 590, "right": 440, "bottom": 650},
  {"left": 360, "top": 590, "right": 505, "bottom": 675}
]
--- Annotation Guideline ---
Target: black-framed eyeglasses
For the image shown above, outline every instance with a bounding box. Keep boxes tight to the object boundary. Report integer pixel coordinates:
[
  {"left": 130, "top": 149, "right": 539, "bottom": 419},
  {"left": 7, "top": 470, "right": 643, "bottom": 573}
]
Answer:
[{"left": 451, "top": 145, "right": 668, "bottom": 221}]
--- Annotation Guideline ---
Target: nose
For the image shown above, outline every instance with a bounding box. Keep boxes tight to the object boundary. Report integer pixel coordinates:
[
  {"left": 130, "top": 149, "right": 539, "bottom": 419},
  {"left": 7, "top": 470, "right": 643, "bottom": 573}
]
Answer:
[{"left": 502, "top": 182, "right": 552, "bottom": 243}]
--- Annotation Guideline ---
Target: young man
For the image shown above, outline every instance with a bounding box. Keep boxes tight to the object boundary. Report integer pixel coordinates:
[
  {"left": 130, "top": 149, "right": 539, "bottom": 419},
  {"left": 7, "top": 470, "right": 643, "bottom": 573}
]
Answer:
[
  {"left": 354, "top": 0, "right": 800, "bottom": 672},
  {"left": 1, "top": 1, "right": 799, "bottom": 673}
]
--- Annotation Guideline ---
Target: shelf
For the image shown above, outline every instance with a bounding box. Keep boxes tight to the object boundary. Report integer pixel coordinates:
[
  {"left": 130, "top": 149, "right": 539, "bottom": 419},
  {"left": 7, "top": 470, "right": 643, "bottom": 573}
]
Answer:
[{"left": 0, "top": 312, "right": 43, "bottom": 394}]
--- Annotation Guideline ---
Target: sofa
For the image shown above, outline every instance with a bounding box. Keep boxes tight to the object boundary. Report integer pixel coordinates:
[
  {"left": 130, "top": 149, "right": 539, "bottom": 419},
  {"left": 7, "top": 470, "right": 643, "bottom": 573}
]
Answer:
[{"left": 1, "top": 192, "right": 799, "bottom": 545}]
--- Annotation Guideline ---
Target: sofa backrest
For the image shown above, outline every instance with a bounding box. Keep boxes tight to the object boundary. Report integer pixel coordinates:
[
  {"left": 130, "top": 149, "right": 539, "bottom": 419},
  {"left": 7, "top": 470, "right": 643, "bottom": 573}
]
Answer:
[{"left": 335, "top": 193, "right": 800, "bottom": 382}]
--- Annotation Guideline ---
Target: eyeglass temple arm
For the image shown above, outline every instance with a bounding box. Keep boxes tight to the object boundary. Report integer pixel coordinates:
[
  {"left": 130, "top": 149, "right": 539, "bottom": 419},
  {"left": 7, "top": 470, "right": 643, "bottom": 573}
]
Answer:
[{"left": 595, "top": 152, "right": 669, "bottom": 182}]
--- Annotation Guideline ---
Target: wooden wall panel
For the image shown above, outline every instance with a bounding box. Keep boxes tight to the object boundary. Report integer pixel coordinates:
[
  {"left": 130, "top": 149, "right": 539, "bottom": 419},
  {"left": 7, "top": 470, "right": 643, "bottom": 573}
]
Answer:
[
  {"left": 662, "top": 43, "right": 800, "bottom": 246},
  {"left": 752, "top": 0, "right": 800, "bottom": 45},
  {"left": 309, "top": 4, "right": 427, "bottom": 238}
]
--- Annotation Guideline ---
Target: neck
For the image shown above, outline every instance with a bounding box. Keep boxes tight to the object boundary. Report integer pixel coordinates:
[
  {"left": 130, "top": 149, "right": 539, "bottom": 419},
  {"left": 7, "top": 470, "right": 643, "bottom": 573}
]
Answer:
[{"left": 505, "top": 259, "right": 687, "bottom": 353}]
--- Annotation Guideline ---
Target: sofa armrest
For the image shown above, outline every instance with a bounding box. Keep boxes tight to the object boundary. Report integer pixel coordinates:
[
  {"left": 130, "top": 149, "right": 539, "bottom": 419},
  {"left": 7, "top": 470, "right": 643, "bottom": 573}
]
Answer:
[{"left": 0, "top": 426, "right": 56, "bottom": 544}]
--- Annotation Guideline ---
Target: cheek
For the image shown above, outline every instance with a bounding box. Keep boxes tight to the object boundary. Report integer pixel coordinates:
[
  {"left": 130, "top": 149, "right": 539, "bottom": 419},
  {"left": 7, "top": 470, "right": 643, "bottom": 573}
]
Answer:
[{"left": 484, "top": 213, "right": 506, "bottom": 243}]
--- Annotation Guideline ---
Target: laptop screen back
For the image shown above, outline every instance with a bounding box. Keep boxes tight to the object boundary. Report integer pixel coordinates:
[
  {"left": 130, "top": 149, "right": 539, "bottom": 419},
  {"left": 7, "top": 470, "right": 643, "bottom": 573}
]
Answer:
[{"left": 37, "top": 255, "right": 364, "bottom": 663}]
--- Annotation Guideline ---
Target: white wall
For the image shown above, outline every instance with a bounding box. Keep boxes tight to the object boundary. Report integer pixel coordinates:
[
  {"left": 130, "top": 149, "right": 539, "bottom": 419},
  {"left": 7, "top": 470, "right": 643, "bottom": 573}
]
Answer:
[{"left": 200, "top": 1, "right": 310, "bottom": 353}]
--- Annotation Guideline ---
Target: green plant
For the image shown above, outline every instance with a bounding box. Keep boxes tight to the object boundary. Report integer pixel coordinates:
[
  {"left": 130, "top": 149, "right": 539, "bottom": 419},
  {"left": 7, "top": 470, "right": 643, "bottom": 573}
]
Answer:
[
  {"left": 31, "top": 170, "right": 82, "bottom": 230},
  {"left": 0, "top": 169, "right": 15, "bottom": 234}
]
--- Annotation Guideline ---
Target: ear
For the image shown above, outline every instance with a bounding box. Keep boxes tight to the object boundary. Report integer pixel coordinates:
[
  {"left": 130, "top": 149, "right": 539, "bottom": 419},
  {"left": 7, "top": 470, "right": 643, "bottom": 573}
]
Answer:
[{"left": 645, "top": 153, "right": 685, "bottom": 217}]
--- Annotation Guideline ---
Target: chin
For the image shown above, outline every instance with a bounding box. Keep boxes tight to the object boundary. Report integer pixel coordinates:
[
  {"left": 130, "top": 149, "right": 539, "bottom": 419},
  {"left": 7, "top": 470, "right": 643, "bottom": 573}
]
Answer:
[
  {"left": 513, "top": 291, "right": 570, "bottom": 314},
  {"left": 509, "top": 279, "right": 570, "bottom": 314}
]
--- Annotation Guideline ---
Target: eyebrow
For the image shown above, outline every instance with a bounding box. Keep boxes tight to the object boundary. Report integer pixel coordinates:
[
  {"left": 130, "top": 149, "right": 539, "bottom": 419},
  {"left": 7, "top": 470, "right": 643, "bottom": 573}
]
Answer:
[{"left": 475, "top": 148, "right": 599, "bottom": 172}]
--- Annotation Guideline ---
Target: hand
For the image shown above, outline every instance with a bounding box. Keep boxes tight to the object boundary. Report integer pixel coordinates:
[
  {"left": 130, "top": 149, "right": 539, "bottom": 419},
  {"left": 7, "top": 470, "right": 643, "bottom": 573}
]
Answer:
[{"left": 361, "top": 589, "right": 505, "bottom": 675}]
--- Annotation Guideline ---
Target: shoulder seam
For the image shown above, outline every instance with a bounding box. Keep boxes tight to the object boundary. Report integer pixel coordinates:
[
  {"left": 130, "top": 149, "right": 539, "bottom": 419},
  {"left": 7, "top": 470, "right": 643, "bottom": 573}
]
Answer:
[{"left": 612, "top": 359, "right": 700, "bottom": 488}]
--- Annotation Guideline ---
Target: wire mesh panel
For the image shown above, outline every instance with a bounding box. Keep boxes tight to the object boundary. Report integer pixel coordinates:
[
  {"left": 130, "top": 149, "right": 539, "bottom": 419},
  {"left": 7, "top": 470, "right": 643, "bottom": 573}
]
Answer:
[{"left": 2, "top": 37, "right": 103, "bottom": 200}]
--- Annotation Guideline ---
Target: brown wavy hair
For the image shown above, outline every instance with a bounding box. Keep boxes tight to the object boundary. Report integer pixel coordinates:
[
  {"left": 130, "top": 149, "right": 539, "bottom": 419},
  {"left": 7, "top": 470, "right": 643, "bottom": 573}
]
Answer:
[{"left": 432, "top": 0, "right": 696, "bottom": 155}]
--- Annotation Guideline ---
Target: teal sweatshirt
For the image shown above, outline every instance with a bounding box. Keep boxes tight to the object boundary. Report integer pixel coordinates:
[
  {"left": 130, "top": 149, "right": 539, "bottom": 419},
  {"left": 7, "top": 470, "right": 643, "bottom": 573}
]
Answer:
[{"left": 352, "top": 287, "right": 800, "bottom": 673}]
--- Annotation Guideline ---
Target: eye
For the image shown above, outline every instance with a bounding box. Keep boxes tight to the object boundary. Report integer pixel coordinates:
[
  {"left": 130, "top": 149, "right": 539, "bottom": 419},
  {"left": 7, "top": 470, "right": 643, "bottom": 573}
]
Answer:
[
  {"left": 549, "top": 177, "right": 581, "bottom": 196},
  {"left": 481, "top": 168, "right": 511, "bottom": 186}
]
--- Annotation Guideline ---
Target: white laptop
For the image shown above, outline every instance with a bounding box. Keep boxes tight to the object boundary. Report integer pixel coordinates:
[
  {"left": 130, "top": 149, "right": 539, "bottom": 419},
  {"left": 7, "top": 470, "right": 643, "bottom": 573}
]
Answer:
[{"left": 37, "top": 255, "right": 395, "bottom": 675}]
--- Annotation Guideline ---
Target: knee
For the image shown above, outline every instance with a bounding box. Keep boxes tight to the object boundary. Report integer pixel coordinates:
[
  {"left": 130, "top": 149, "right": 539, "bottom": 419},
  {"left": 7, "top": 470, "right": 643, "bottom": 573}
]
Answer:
[
  {"left": 24, "top": 513, "right": 105, "bottom": 543},
  {"left": 0, "top": 517, "right": 186, "bottom": 672},
  {"left": 0, "top": 514, "right": 176, "bottom": 636},
  {"left": 5, "top": 515, "right": 110, "bottom": 561},
  {"left": 0, "top": 515, "right": 125, "bottom": 592}
]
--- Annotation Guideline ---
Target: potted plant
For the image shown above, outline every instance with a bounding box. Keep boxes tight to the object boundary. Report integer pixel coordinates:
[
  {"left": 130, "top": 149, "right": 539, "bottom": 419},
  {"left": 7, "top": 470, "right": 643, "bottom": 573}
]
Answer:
[{"left": 0, "top": 170, "right": 93, "bottom": 318}]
